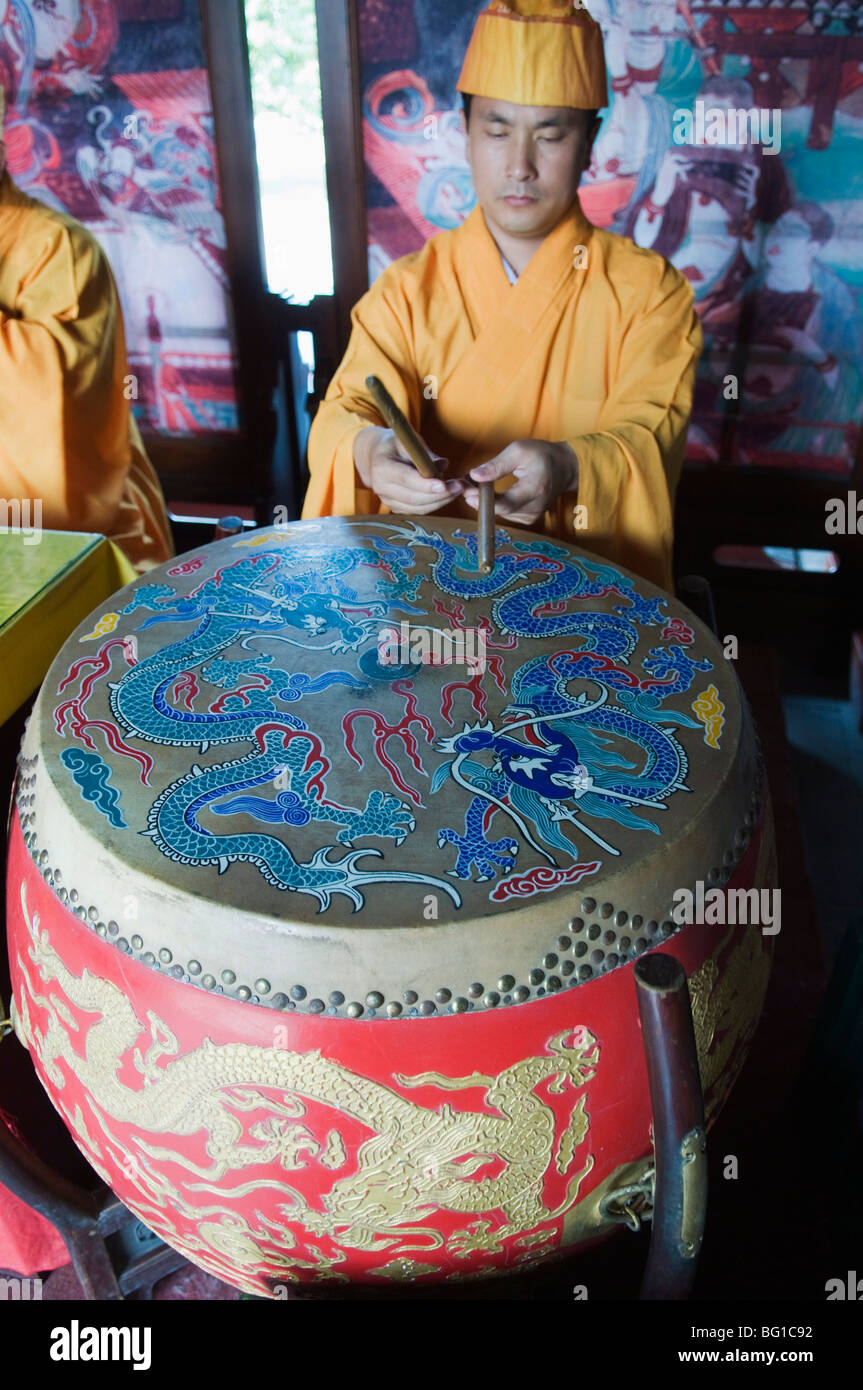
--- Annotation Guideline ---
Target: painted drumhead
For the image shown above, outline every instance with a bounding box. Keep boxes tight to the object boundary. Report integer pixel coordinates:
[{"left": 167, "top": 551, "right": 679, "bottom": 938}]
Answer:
[{"left": 19, "top": 517, "right": 761, "bottom": 1015}]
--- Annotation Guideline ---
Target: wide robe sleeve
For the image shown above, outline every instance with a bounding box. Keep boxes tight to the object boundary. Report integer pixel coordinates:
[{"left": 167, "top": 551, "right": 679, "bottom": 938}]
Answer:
[
  {"left": 0, "top": 205, "right": 172, "bottom": 570},
  {"left": 556, "top": 259, "right": 703, "bottom": 593},
  {"left": 303, "top": 268, "right": 423, "bottom": 520}
]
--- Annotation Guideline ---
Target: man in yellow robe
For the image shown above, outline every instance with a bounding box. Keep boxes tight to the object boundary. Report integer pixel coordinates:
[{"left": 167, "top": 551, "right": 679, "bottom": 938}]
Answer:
[
  {"left": 0, "top": 94, "right": 173, "bottom": 573},
  {"left": 304, "top": 0, "right": 702, "bottom": 592}
]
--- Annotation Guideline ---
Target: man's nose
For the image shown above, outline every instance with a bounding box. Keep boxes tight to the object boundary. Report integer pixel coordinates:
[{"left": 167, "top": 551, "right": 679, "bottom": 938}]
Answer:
[{"left": 506, "top": 138, "right": 537, "bottom": 182}]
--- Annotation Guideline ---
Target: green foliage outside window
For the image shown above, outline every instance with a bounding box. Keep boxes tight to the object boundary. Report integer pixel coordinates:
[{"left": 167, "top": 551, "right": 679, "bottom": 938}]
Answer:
[{"left": 244, "top": 0, "right": 322, "bottom": 134}]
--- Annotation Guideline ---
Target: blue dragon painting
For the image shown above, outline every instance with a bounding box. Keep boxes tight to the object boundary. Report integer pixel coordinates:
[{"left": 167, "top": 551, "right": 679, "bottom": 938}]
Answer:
[{"left": 54, "top": 521, "right": 719, "bottom": 912}]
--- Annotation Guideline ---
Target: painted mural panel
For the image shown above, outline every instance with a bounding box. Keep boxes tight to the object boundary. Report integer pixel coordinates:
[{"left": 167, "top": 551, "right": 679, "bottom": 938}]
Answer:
[
  {"left": 358, "top": 0, "right": 863, "bottom": 477},
  {"left": 0, "top": 0, "right": 238, "bottom": 435}
]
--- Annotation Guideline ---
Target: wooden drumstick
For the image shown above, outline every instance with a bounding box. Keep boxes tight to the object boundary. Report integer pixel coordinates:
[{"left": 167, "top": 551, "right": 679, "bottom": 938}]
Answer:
[
  {"left": 365, "top": 375, "right": 440, "bottom": 479},
  {"left": 478, "top": 480, "right": 495, "bottom": 576},
  {"left": 366, "top": 373, "right": 496, "bottom": 574}
]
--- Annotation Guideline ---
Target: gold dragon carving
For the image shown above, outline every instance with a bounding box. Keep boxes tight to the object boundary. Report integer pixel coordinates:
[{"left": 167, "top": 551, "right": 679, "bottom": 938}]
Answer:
[
  {"left": 14, "top": 881, "right": 599, "bottom": 1283},
  {"left": 687, "top": 814, "right": 776, "bottom": 1122},
  {"left": 14, "top": 838, "right": 772, "bottom": 1288}
]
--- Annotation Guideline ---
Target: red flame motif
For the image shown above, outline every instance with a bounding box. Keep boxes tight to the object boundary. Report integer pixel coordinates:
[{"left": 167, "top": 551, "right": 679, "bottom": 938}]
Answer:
[{"left": 489, "top": 860, "right": 601, "bottom": 903}]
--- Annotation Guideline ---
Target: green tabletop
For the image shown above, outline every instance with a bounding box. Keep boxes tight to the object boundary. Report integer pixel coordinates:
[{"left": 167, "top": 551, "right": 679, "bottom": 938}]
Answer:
[{"left": 0, "top": 532, "right": 136, "bottom": 724}]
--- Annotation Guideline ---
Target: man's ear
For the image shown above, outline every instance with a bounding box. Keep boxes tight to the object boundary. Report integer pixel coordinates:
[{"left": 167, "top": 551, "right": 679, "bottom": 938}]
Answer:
[{"left": 586, "top": 115, "right": 603, "bottom": 158}]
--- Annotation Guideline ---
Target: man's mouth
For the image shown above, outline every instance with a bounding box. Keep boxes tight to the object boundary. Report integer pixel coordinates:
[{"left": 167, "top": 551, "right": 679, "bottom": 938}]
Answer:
[{"left": 503, "top": 194, "right": 537, "bottom": 204}]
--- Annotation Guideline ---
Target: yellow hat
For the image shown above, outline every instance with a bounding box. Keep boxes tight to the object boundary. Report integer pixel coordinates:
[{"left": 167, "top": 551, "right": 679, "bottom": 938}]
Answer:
[{"left": 457, "top": 0, "right": 608, "bottom": 110}]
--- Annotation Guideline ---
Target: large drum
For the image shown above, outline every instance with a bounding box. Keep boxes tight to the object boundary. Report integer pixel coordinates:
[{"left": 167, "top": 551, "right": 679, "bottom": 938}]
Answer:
[{"left": 7, "top": 517, "right": 775, "bottom": 1294}]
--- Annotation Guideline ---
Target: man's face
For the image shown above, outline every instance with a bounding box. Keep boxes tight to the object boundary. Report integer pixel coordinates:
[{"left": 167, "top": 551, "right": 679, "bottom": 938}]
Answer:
[{"left": 464, "top": 96, "right": 600, "bottom": 244}]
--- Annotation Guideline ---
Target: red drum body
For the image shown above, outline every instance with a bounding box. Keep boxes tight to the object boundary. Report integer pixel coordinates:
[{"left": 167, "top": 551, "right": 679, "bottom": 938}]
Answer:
[{"left": 7, "top": 518, "right": 775, "bottom": 1294}]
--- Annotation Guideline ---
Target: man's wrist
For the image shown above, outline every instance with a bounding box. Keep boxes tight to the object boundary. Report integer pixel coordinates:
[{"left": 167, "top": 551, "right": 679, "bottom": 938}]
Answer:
[
  {"left": 354, "top": 425, "right": 385, "bottom": 489},
  {"left": 556, "top": 440, "right": 579, "bottom": 496}
]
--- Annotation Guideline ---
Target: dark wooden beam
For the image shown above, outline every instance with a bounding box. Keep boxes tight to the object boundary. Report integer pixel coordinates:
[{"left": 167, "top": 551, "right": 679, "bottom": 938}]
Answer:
[
  {"left": 199, "top": 0, "right": 276, "bottom": 524},
  {"left": 315, "top": 0, "right": 368, "bottom": 354}
]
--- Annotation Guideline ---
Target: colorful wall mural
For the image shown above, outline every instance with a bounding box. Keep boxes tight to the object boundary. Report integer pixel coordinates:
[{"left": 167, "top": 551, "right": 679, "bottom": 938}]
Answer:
[
  {"left": 358, "top": 0, "right": 863, "bottom": 477},
  {"left": 0, "top": 0, "right": 238, "bottom": 435}
]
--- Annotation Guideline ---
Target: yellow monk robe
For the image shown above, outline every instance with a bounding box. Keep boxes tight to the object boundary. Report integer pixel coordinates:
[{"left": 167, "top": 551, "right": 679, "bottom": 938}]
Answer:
[
  {"left": 0, "top": 172, "right": 174, "bottom": 573},
  {"left": 303, "top": 195, "right": 702, "bottom": 592}
]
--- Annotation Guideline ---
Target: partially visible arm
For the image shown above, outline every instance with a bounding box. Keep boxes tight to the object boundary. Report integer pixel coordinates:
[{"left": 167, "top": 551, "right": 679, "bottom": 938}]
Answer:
[
  {"left": 559, "top": 261, "right": 702, "bottom": 591},
  {"left": 303, "top": 275, "right": 425, "bottom": 519},
  {"left": 0, "top": 220, "right": 144, "bottom": 539}
]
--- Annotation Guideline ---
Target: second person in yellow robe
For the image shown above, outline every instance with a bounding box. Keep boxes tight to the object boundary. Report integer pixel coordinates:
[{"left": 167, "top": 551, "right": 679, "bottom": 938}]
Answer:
[{"left": 0, "top": 163, "right": 173, "bottom": 573}]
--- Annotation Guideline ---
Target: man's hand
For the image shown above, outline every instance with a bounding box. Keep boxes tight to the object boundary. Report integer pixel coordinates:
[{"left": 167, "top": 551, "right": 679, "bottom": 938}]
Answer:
[
  {"left": 462, "top": 440, "right": 578, "bottom": 527},
  {"left": 354, "top": 425, "right": 463, "bottom": 515}
]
